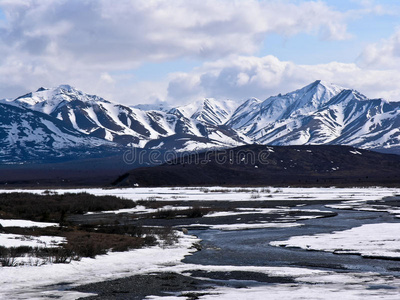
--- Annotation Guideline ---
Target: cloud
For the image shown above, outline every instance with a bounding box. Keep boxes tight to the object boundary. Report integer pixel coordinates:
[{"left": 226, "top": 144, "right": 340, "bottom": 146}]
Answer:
[
  {"left": 350, "top": 0, "right": 400, "bottom": 16},
  {"left": 359, "top": 28, "right": 400, "bottom": 69},
  {"left": 0, "top": 0, "right": 351, "bottom": 103},
  {"left": 167, "top": 56, "right": 301, "bottom": 102},
  {"left": 1, "top": 0, "right": 350, "bottom": 62},
  {"left": 165, "top": 55, "right": 400, "bottom": 103}
]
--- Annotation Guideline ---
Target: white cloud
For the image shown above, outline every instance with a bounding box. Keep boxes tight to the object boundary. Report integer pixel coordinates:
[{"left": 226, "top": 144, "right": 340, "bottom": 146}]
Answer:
[
  {"left": 5, "top": 0, "right": 400, "bottom": 105},
  {"left": 166, "top": 55, "right": 301, "bottom": 102},
  {"left": 0, "top": 0, "right": 351, "bottom": 103},
  {"left": 359, "top": 28, "right": 400, "bottom": 69},
  {"left": 164, "top": 55, "right": 400, "bottom": 103}
]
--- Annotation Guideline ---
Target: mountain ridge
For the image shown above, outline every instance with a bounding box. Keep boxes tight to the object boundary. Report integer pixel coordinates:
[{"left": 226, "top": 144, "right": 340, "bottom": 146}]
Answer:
[
  {"left": 113, "top": 144, "right": 400, "bottom": 187},
  {"left": 2, "top": 80, "right": 400, "bottom": 163}
]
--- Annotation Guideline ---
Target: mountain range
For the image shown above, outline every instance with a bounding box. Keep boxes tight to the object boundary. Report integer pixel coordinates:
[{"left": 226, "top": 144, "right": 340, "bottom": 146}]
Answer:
[{"left": 1, "top": 80, "right": 400, "bottom": 163}]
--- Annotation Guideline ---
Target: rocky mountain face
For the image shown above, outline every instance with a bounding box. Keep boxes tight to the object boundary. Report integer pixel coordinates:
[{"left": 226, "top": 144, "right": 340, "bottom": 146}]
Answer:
[
  {"left": 232, "top": 81, "right": 400, "bottom": 150},
  {"left": 0, "top": 102, "right": 119, "bottom": 163},
  {"left": 0, "top": 85, "right": 247, "bottom": 162},
  {"left": 2, "top": 80, "right": 400, "bottom": 163}
]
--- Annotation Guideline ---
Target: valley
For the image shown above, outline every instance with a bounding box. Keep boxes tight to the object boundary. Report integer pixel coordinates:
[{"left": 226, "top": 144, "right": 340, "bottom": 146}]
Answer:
[{"left": 1, "top": 187, "right": 400, "bottom": 299}]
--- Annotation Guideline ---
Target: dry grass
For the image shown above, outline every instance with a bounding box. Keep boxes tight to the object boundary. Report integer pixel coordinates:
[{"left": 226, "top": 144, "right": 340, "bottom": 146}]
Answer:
[
  {"left": 0, "top": 192, "right": 184, "bottom": 266},
  {"left": 154, "top": 206, "right": 212, "bottom": 219},
  {"left": 0, "top": 192, "right": 136, "bottom": 222}
]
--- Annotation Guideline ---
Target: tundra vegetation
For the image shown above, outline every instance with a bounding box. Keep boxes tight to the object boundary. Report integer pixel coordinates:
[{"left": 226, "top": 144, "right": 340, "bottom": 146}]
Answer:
[{"left": 0, "top": 192, "right": 181, "bottom": 266}]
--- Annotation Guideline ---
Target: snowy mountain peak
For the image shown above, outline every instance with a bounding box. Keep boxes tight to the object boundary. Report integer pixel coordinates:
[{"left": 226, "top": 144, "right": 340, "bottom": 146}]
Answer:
[
  {"left": 325, "top": 89, "right": 367, "bottom": 106},
  {"left": 258, "top": 80, "right": 345, "bottom": 120},
  {"left": 2, "top": 80, "right": 400, "bottom": 160},
  {"left": 0, "top": 85, "right": 249, "bottom": 151},
  {"left": 51, "top": 85, "right": 110, "bottom": 104},
  {"left": 278, "top": 80, "right": 344, "bottom": 104},
  {"left": 57, "top": 84, "right": 76, "bottom": 92},
  {"left": 169, "top": 98, "right": 239, "bottom": 126},
  {"left": 8, "top": 85, "right": 111, "bottom": 115},
  {"left": 244, "top": 97, "right": 262, "bottom": 104},
  {"left": 36, "top": 87, "right": 48, "bottom": 92},
  {"left": 227, "top": 81, "right": 348, "bottom": 139},
  {"left": 307, "top": 80, "right": 344, "bottom": 94},
  {"left": 194, "top": 98, "right": 238, "bottom": 125}
]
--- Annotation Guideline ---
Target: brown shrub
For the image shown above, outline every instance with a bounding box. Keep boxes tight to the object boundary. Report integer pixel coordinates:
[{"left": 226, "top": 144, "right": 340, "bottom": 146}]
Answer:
[
  {"left": 0, "top": 192, "right": 136, "bottom": 222},
  {"left": 63, "top": 231, "right": 153, "bottom": 258}
]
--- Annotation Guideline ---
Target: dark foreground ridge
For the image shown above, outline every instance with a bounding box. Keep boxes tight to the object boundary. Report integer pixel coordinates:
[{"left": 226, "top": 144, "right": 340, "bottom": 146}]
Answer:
[
  {"left": 113, "top": 144, "right": 400, "bottom": 187},
  {"left": 0, "top": 148, "right": 167, "bottom": 188}
]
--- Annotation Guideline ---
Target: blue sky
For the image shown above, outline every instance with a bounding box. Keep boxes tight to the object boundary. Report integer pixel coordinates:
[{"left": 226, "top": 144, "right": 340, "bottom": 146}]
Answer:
[
  {"left": 1, "top": 0, "right": 400, "bottom": 105},
  {"left": 255, "top": 1, "right": 400, "bottom": 65},
  {"left": 128, "top": 0, "right": 400, "bottom": 82},
  {"left": 132, "top": 0, "right": 400, "bottom": 75}
]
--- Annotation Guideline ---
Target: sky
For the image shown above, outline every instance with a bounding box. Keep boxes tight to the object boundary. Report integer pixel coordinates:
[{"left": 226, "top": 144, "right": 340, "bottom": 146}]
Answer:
[{"left": 1, "top": 0, "right": 400, "bottom": 106}]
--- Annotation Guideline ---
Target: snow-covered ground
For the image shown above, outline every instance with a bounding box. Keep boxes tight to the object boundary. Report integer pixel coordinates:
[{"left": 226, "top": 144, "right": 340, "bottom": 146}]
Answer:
[
  {"left": 1, "top": 187, "right": 400, "bottom": 299},
  {"left": 0, "top": 186, "right": 397, "bottom": 202},
  {"left": 204, "top": 207, "right": 333, "bottom": 218},
  {"left": 326, "top": 200, "right": 400, "bottom": 218},
  {"left": 0, "top": 219, "right": 58, "bottom": 228},
  {"left": 146, "top": 264, "right": 400, "bottom": 300},
  {"left": 85, "top": 205, "right": 192, "bottom": 215},
  {"left": 0, "top": 233, "right": 64, "bottom": 248},
  {"left": 270, "top": 222, "right": 400, "bottom": 259},
  {"left": 0, "top": 233, "right": 199, "bottom": 300}
]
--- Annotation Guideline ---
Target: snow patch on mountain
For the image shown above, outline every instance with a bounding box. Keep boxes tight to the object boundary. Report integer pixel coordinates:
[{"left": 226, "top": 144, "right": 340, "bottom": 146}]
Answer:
[
  {"left": 2, "top": 80, "right": 400, "bottom": 158},
  {"left": 170, "top": 98, "right": 239, "bottom": 126}
]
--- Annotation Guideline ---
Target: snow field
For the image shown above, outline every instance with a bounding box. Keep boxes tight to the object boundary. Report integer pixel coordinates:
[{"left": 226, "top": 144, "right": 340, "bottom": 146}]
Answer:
[
  {"left": 0, "top": 233, "right": 200, "bottom": 300},
  {"left": 270, "top": 222, "right": 400, "bottom": 259},
  {"left": 1, "top": 187, "right": 400, "bottom": 299}
]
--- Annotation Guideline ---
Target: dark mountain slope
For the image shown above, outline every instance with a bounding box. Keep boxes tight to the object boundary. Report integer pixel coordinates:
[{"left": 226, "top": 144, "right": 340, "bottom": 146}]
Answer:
[
  {"left": 0, "top": 147, "right": 175, "bottom": 188},
  {"left": 0, "top": 102, "right": 121, "bottom": 163},
  {"left": 113, "top": 145, "right": 400, "bottom": 187}
]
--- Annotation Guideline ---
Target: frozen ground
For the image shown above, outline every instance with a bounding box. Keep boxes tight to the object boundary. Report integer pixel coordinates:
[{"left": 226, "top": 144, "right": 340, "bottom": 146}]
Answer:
[
  {"left": 326, "top": 199, "right": 400, "bottom": 218},
  {"left": 271, "top": 222, "right": 400, "bottom": 259},
  {"left": 0, "top": 219, "right": 58, "bottom": 228},
  {"left": 1, "top": 187, "right": 400, "bottom": 299},
  {"left": 0, "top": 233, "right": 64, "bottom": 248},
  {"left": 0, "top": 233, "right": 199, "bottom": 300},
  {"left": 147, "top": 264, "right": 400, "bottom": 300},
  {"left": 0, "top": 186, "right": 397, "bottom": 203}
]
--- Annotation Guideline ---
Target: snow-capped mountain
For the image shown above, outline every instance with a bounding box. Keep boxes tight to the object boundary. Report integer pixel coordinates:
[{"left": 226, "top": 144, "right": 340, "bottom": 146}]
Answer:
[
  {"left": 227, "top": 80, "right": 344, "bottom": 137},
  {"left": 0, "top": 102, "right": 120, "bottom": 162},
  {"left": 228, "top": 81, "right": 400, "bottom": 153},
  {"left": 2, "top": 79, "right": 400, "bottom": 163},
  {"left": 3, "top": 85, "right": 169, "bottom": 147},
  {"left": 160, "top": 98, "right": 248, "bottom": 151},
  {"left": 1, "top": 85, "right": 246, "bottom": 154},
  {"left": 169, "top": 98, "right": 238, "bottom": 126}
]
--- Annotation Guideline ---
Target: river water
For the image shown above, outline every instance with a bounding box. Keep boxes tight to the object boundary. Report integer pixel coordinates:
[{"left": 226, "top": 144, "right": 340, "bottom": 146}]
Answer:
[{"left": 185, "top": 203, "right": 400, "bottom": 280}]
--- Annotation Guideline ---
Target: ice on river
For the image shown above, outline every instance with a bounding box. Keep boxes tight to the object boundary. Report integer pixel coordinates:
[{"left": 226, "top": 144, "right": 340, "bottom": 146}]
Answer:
[{"left": 271, "top": 222, "right": 400, "bottom": 259}]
